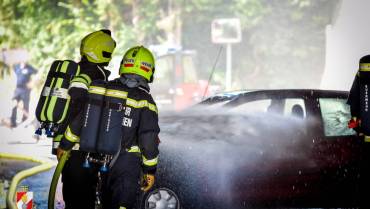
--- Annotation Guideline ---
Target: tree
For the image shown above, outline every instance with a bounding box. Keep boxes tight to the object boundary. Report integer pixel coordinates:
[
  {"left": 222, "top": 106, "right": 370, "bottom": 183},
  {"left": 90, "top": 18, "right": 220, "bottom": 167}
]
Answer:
[
  {"left": 0, "top": 0, "right": 340, "bottom": 90},
  {"left": 0, "top": 0, "right": 159, "bottom": 77},
  {"left": 180, "top": 0, "right": 339, "bottom": 89}
]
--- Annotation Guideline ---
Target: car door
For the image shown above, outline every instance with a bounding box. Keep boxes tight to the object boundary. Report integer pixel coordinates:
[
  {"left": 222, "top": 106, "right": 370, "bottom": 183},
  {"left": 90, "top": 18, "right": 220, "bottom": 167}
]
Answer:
[
  {"left": 224, "top": 91, "right": 325, "bottom": 207},
  {"left": 309, "top": 91, "right": 361, "bottom": 207}
]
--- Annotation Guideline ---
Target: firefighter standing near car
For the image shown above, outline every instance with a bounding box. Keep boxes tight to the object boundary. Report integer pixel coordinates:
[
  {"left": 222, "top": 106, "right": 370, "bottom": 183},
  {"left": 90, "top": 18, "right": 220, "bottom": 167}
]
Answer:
[
  {"left": 55, "top": 29, "right": 116, "bottom": 209},
  {"left": 347, "top": 54, "right": 370, "bottom": 208},
  {"left": 101, "top": 46, "right": 160, "bottom": 209}
]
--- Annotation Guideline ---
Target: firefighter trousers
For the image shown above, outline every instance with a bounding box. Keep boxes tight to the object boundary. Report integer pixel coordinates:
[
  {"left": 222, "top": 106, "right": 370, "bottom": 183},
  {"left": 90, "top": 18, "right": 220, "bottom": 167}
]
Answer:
[
  {"left": 62, "top": 151, "right": 99, "bottom": 209},
  {"left": 102, "top": 151, "right": 142, "bottom": 209}
]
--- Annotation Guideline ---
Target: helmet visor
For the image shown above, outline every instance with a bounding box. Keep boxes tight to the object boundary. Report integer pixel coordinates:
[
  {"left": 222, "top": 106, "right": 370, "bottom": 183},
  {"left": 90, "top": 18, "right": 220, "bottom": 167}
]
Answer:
[{"left": 102, "top": 51, "right": 112, "bottom": 58}]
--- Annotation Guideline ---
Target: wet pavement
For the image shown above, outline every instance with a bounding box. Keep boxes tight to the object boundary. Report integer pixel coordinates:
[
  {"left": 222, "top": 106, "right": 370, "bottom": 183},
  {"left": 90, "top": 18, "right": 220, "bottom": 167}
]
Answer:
[{"left": 0, "top": 124, "right": 58, "bottom": 209}]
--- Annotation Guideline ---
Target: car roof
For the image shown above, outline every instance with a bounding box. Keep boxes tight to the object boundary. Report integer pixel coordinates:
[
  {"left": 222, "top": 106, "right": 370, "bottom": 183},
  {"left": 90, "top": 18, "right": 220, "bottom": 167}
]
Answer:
[
  {"left": 235, "top": 89, "right": 348, "bottom": 96},
  {"left": 201, "top": 89, "right": 349, "bottom": 105},
  {"left": 200, "top": 90, "right": 250, "bottom": 104}
]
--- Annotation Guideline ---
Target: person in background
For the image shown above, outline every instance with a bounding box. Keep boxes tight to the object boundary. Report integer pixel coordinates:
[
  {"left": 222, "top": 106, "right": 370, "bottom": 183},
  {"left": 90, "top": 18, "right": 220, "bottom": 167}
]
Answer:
[{"left": 10, "top": 62, "right": 37, "bottom": 128}]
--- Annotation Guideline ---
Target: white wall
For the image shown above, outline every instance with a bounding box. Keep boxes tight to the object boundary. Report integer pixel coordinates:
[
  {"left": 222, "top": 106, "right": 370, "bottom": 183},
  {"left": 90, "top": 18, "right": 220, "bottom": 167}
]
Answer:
[{"left": 321, "top": 0, "right": 370, "bottom": 90}]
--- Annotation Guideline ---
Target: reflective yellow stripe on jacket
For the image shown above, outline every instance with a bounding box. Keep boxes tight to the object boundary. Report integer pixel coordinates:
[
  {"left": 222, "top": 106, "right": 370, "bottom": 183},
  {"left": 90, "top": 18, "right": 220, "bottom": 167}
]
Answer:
[
  {"left": 79, "top": 73, "right": 92, "bottom": 84},
  {"left": 70, "top": 77, "right": 89, "bottom": 86},
  {"left": 69, "top": 73, "right": 92, "bottom": 90},
  {"left": 360, "top": 63, "right": 370, "bottom": 72},
  {"left": 142, "top": 155, "right": 158, "bottom": 167},
  {"left": 127, "top": 146, "right": 140, "bottom": 153},
  {"left": 106, "top": 89, "right": 128, "bottom": 99},
  {"left": 64, "top": 126, "right": 80, "bottom": 143},
  {"left": 127, "top": 146, "right": 158, "bottom": 166},
  {"left": 104, "top": 89, "right": 158, "bottom": 113},
  {"left": 89, "top": 86, "right": 106, "bottom": 95},
  {"left": 126, "top": 98, "right": 158, "bottom": 113}
]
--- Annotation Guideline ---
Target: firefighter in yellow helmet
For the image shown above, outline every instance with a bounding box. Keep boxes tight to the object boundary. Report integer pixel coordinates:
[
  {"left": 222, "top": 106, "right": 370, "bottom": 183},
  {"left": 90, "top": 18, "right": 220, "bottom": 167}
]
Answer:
[
  {"left": 101, "top": 46, "right": 160, "bottom": 209},
  {"left": 55, "top": 29, "right": 116, "bottom": 209}
]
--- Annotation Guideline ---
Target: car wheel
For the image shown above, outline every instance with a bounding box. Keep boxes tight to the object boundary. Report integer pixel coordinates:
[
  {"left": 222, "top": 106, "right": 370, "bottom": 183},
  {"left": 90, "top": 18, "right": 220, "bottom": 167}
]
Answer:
[{"left": 145, "top": 187, "right": 180, "bottom": 209}]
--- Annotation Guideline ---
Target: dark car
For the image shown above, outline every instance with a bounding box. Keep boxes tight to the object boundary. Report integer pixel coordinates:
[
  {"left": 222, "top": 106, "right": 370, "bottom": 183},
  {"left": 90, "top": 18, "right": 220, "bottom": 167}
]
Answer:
[
  {"left": 199, "top": 90, "right": 249, "bottom": 106},
  {"left": 143, "top": 89, "right": 362, "bottom": 209}
]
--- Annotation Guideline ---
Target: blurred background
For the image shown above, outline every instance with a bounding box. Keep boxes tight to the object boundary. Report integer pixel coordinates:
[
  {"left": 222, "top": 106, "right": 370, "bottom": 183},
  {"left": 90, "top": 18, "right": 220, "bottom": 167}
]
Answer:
[
  {"left": 1, "top": 1, "right": 370, "bottom": 208},
  {"left": 0, "top": 0, "right": 370, "bottom": 113}
]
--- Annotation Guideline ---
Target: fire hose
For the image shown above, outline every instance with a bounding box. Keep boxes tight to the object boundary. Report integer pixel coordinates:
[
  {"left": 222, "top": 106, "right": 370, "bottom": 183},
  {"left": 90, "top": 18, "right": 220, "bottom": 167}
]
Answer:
[
  {"left": 0, "top": 152, "right": 54, "bottom": 209},
  {"left": 48, "top": 150, "right": 69, "bottom": 209}
]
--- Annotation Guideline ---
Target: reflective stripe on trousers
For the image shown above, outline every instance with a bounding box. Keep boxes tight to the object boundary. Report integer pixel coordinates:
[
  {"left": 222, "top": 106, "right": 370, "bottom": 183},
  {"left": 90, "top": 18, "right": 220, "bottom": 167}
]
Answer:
[{"left": 52, "top": 141, "right": 80, "bottom": 150}]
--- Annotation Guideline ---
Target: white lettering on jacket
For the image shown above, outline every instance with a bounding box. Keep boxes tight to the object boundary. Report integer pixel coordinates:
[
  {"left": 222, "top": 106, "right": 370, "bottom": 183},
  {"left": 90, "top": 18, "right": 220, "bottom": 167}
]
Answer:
[{"left": 122, "top": 117, "right": 133, "bottom": 127}]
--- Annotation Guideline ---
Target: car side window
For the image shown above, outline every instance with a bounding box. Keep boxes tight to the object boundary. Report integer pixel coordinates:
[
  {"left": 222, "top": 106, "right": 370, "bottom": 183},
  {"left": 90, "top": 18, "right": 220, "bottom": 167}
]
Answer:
[
  {"left": 231, "top": 99, "right": 272, "bottom": 113},
  {"left": 319, "top": 98, "right": 356, "bottom": 136},
  {"left": 283, "top": 99, "right": 306, "bottom": 119},
  {"left": 231, "top": 98, "right": 307, "bottom": 116}
]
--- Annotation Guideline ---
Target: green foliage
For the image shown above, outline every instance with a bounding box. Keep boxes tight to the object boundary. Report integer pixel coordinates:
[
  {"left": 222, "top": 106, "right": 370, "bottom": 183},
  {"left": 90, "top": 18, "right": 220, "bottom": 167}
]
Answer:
[
  {"left": 241, "top": 0, "right": 338, "bottom": 89},
  {"left": 0, "top": 0, "right": 339, "bottom": 89},
  {"left": 181, "top": 0, "right": 339, "bottom": 89},
  {"left": 1, "top": 0, "right": 152, "bottom": 75}
]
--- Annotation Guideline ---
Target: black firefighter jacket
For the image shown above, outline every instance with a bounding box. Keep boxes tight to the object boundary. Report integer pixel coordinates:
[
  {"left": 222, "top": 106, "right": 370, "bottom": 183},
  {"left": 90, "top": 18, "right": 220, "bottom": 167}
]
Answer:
[
  {"left": 56, "top": 60, "right": 110, "bottom": 150},
  {"left": 60, "top": 75, "right": 160, "bottom": 174}
]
